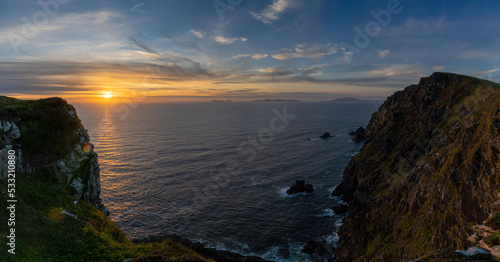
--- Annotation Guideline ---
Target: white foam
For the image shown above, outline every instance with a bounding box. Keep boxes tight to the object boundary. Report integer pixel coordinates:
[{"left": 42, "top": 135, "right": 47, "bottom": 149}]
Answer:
[
  {"left": 261, "top": 246, "right": 282, "bottom": 261},
  {"left": 287, "top": 240, "right": 310, "bottom": 262},
  {"left": 277, "top": 187, "right": 311, "bottom": 198},
  {"left": 315, "top": 208, "right": 334, "bottom": 217}
]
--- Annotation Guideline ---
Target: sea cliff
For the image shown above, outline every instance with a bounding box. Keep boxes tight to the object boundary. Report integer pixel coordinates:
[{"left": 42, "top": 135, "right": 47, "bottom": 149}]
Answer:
[
  {"left": 332, "top": 73, "right": 500, "bottom": 261},
  {"left": 0, "top": 97, "right": 213, "bottom": 261}
]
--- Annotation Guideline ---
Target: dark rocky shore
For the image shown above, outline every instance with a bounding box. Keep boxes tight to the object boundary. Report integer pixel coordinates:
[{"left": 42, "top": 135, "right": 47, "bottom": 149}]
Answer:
[{"left": 133, "top": 234, "right": 273, "bottom": 262}]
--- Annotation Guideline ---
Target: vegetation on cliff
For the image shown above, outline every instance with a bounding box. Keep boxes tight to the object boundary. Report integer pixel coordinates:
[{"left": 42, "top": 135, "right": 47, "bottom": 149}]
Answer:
[
  {"left": 0, "top": 97, "right": 213, "bottom": 261},
  {"left": 332, "top": 73, "right": 500, "bottom": 261}
]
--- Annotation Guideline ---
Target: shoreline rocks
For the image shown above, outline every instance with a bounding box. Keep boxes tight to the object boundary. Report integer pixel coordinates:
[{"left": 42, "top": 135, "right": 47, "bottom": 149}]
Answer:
[
  {"left": 320, "top": 132, "right": 334, "bottom": 139},
  {"left": 348, "top": 127, "right": 366, "bottom": 142},
  {"left": 331, "top": 204, "right": 348, "bottom": 214},
  {"left": 286, "top": 180, "right": 314, "bottom": 194},
  {"left": 132, "top": 234, "right": 273, "bottom": 262}
]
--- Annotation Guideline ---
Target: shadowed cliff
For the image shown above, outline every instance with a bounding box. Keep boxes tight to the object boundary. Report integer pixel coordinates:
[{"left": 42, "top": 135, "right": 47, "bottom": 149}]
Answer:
[{"left": 332, "top": 73, "right": 500, "bottom": 261}]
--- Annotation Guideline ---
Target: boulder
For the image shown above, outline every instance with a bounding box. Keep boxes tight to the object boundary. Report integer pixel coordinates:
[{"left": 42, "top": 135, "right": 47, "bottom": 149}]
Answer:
[
  {"left": 320, "top": 132, "right": 334, "bottom": 139},
  {"left": 348, "top": 127, "right": 366, "bottom": 142},
  {"left": 331, "top": 204, "right": 348, "bottom": 214},
  {"left": 286, "top": 180, "right": 314, "bottom": 194},
  {"left": 301, "top": 239, "right": 335, "bottom": 260}
]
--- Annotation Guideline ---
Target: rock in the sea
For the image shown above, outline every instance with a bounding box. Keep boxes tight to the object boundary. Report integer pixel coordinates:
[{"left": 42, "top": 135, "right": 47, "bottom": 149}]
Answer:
[
  {"left": 320, "top": 132, "right": 334, "bottom": 139},
  {"left": 286, "top": 180, "right": 314, "bottom": 194},
  {"left": 301, "top": 239, "right": 335, "bottom": 260},
  {"left": 348, "top": 127, "right": 366, "bottom": 142},
  {"left": 331, "top": 204, "right": 348, "bottom": 214}
]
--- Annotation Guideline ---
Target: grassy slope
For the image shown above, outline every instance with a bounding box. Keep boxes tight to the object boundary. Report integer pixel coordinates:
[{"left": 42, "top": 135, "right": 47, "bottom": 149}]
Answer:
[{"left": 0, "top": 97, "right": 213, "bottom": 262}]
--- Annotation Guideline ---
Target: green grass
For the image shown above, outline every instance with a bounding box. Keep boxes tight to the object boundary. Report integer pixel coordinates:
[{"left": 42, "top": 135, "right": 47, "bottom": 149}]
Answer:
[
  {"left": 0, "top": 96, "right": 82, "bottom": 161},
  {"left": 0, "top": 96, "right": 213, "bottom": 261},
  {"left": 486, "top": 212, "right": 500, "bottom": 230},
  {"left": 484, "top": 232, "right": 500, "bottom": 247},
  {"left": 0, "top": 174, "right": 213, "bottom": 262}
]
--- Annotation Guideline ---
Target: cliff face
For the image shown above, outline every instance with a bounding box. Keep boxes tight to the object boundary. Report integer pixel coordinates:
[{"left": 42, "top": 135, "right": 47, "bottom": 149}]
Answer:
[
  {"left": 0, "top": 96, "right": 215, "bottom": 261},
  {"left": 0, "top": 97, "right": 101, "bottom": 206},
  {"left": 332, "top": 73, "right": 500, "bottom": 261}
]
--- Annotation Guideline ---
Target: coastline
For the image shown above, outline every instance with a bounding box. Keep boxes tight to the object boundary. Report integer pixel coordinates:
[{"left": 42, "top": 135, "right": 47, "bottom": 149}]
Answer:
[{"left": 132, "top": 234, "right": 273, "bottom": 262}]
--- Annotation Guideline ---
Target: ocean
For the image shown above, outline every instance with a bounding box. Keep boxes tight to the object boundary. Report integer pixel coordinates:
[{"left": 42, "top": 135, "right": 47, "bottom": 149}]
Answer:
[{"left": 74, "top": 101, "right": 381, "bottom": 261}]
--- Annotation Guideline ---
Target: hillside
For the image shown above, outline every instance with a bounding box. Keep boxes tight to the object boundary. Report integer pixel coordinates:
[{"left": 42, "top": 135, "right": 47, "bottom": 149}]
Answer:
[
  {"left": 332, "top": 73, "right": 500, "bottom": 261},
  {"left": 0, "top": 97, "right": 214, "bottom": 261}
]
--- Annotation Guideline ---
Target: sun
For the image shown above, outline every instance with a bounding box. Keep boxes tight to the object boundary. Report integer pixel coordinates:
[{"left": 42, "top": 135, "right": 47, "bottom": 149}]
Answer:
[{"left": 101, "top": 92, "right": 113, "bottom": 99}]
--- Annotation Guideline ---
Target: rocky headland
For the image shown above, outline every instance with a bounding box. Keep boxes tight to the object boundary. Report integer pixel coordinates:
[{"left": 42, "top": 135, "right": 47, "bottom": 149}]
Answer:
[{"left": 332, "top": 73, "right": 500, "bottom": 261}]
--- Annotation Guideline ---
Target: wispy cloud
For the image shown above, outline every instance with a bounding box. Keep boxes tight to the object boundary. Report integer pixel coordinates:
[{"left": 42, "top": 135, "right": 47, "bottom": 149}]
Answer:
[
  {"left": 212, "top": 35, "right": 247, "bottom": 44},
  {"left": 232, "top": 54, "right": 251, "bottom": 59},
  {"left": 189, "top": 29, "right": 203, "bottom": 39},
  {"left": 377, "top": 49, "right": 390, "bottom": 58},
  {"left": 131, "top": 3, "right": 144, "bottom": 12},
  {"left": 250, "top": 0, "right": 291, "bottom": 24},
  {"left": 251, "top": 53, "right": 268, "bottom": 59},
  {"left": 272, "top": 43, "right": 338, "bottom": 60}
]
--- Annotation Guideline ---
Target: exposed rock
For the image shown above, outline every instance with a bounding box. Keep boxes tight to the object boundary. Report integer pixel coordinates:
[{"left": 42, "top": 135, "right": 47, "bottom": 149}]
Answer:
[
  {"left": 331, "top": 204, "right": 348, "bottom": 214},
  {"left": 301, "top": 239, "right": 335, "bottom": 261},
  {"left": 0, "top": 97, "right": 104, "bottom": 208},
  {"left": 60, "top": 210, "right": 78, "bottom": 219},
  {"left": 286, "top": 180, "right": 314, "bottom": 194},
  {"left": 132, "top": 234, "right": 273, "bottom": 262},
  {"left": 348, "top": 127, "right": 366, "bottom": 142},
  {"left": 457, "top": 247, "right": 489, "bottom": 257},
  {"left": 320, "top": 132, "right": 334, "bottom": 139},
  {"left": 333, "top": 73, "right": 500, "bottom": 261}
]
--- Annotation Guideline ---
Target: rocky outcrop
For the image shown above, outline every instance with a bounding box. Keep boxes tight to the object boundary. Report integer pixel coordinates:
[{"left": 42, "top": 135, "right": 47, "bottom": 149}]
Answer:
[
  {"left": 0, "top": 96, "right": 103, "bottom": 208},
  {"left": 286, "top": 180, "right": 314, "bottom": 194},
  {"left": 320, "top": 132, "right": 334, "bottom": 139},
  {"left": 332, "top": 73, "right": 500, "bottom": 261},
  {"left": 331, "top": 204, "right": 348, "bottom": 215},
  {"left": 348, "top": 127, "right": 366, "bottom": 142},
  {"left": 132, "top": 234, "right": 273, "bottom": 262},
  {"left": 301, "top": 239, "right": 335, "bottom": 261}
]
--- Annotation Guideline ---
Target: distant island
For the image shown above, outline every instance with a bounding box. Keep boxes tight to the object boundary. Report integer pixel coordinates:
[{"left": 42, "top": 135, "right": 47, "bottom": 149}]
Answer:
[
  {"left": 250, "top": 99, "right": 302, "bottom": 102},
  {"left": 211, "top": 100, "right": 232, "bottom": 102},
  {"left": 329, "top": 97, "right": 383, "bottom": 103}
]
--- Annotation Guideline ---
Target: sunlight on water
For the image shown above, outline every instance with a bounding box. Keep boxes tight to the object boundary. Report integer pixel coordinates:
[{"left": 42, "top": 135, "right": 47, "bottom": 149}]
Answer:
[{"left": 74, "top": 101, "right": 381, "bottom": 261}]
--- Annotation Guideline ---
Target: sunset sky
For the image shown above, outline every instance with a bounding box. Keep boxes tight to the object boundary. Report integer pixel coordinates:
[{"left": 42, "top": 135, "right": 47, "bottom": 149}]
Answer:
[{"left": 0, "top": 0, "right": 499, "bottom": 102}]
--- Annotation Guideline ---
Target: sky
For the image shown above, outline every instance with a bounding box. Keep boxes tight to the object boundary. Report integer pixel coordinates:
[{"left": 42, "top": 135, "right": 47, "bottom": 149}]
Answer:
[{"left": 0, "top": 0, "right": 499, "bottom": 102}]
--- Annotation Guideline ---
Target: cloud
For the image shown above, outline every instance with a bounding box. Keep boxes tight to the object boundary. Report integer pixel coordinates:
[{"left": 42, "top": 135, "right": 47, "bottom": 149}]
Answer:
[
  {"left": 369, "top": 64, "right": 422, "bottom": 77},
  {"left": 377, "top": 49, "right": 390, "bottom": 58},
  {"left": 250, "top": 0, "right": 291, "bottom": 24},
  {"left": 272, "top": 43, "right": 339, "bottom": 60},
  {"left": 251, "top": 53, "right": 268, "bottom": 59},
  {"left": 212, "top": 36, "right": 247, "bottom": 44},
  {"left": 257, "top": 67, "right": 294, "bottom": 76},
  {"left": 131, "top": 3, "right": 145, "bottom": 12},
  {"left": 232, "top": 54, "right": 251, "bottom": 59},
  {"left": 130, "top": 37, "right": 158, "bottom": 55},
  {"left": 432, "top": 65, "right": 445, "bottom": 71},
  {"left": 383, "top": 16, "right": 447, "bottom": 37},
  {"left": 189, "top": 29, "right": 203, "bottom": 39}
]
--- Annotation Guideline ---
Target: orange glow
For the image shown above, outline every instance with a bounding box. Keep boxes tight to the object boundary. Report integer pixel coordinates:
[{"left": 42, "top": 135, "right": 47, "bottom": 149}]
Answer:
[{"left": 101, "top": 92, "right": 113, "bottom": 99}]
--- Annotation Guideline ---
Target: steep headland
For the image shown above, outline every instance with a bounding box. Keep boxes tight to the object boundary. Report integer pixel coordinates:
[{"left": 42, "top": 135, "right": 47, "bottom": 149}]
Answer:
[
  {"left": 0, "top": 97, "right": 214, "bottom": 261},
  {"left": 332, "top": 73, "right": 500, "bottom": 261}
]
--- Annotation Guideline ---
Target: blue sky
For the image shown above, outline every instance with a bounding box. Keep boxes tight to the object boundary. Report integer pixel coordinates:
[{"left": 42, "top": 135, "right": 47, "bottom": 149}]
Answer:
[{"left": 0, "top": 0, "right": 499, "bottom": 101}]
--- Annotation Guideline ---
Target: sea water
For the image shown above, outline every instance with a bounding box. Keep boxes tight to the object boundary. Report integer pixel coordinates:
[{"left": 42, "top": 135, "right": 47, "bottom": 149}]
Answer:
[{"left": 74, "top": 101, "right": 381, "bottom": 261}]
